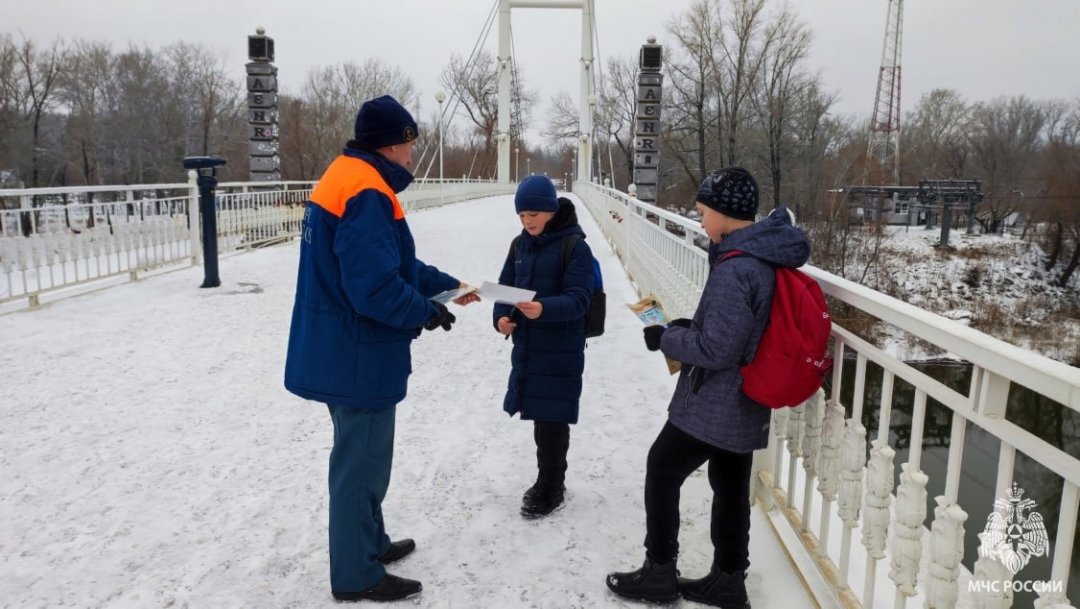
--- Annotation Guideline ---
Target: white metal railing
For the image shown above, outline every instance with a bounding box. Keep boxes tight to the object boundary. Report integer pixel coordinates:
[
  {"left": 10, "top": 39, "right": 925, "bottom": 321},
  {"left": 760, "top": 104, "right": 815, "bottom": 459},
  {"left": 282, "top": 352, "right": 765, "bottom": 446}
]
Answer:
[
  {"left": 0, "top": 177, "right": 513, "bottom": 309},
  {"left": 574, "top": 180, "right": 1079, "bottom": 609}
]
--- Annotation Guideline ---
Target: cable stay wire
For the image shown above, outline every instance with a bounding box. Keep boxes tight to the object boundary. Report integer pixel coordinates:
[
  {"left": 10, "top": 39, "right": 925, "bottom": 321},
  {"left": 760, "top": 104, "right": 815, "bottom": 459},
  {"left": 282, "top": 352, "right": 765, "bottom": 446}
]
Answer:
[{"left": 414, "top": 0, "right": 500, "bottom": 183}]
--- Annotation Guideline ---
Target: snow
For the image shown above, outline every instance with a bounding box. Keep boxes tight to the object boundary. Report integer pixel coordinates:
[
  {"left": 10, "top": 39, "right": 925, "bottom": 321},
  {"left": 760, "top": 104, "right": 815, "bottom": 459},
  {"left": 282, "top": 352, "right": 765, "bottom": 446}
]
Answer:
[
  {"left": 840, "top": 226, "right": 1080, "bottom": 363},
  {"left": 0, "top": 194, "right": 814, "bottom": 608}
]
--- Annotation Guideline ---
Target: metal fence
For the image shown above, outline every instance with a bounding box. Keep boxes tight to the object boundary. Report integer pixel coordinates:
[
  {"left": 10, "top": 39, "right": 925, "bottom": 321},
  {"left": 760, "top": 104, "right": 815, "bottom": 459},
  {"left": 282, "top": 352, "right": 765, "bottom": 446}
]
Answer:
[
  {"left": 574, "top": 180, "right": 1079, "bottom": 609},
  {"left": 0, "top": 176, "right": 514, "bottom": 308}
]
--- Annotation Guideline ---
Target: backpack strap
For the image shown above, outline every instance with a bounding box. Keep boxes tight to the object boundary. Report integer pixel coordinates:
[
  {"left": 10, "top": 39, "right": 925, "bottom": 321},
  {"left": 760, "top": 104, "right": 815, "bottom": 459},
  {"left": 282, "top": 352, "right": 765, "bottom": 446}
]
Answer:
[
  {"left": 559, "top": 234, "right": 582, "bottom": 273},
  {"left": 506, "top": 235, "right": 521, "bottom": 268},
  {"left": 715, "top": 249, "right": 745, "bottom": 266}
]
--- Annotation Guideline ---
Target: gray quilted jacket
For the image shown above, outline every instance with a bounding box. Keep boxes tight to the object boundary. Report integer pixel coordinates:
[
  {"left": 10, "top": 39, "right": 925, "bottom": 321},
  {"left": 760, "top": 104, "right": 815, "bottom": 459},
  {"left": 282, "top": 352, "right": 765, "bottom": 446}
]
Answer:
[{"left": 660, "top": 206, "right": 810, "bottom": 453}]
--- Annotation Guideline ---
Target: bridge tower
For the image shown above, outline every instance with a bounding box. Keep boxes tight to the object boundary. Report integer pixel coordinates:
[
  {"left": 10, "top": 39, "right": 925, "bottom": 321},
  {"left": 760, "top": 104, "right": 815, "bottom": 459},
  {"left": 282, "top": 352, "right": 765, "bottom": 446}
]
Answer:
[
  {"left": 497, "top": 0, "right": 595, "bottom": 184},
  {"left": 865, "top": 0, "right": 904, "bottom": 185}
]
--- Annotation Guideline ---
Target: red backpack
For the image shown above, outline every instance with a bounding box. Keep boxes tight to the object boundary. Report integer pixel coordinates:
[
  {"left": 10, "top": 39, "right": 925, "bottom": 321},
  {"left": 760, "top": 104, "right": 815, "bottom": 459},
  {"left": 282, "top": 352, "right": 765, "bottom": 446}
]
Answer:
[{"left": 719, "top": 251, "right": 833, "bottom": 408}]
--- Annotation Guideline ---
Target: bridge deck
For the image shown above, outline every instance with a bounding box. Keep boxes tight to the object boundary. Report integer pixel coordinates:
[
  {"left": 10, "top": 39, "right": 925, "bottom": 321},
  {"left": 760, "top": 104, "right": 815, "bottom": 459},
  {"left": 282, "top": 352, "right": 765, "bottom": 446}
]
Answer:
[{"left": 0, "top": 194, "right": 818, "bottom": 607}]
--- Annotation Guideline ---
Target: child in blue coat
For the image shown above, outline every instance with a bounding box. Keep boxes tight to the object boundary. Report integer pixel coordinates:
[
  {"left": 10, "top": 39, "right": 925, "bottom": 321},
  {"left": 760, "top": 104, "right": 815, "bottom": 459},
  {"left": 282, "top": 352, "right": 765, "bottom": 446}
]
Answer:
[{"left": 494, "top": 175, "right": 595, "bottom": 518}]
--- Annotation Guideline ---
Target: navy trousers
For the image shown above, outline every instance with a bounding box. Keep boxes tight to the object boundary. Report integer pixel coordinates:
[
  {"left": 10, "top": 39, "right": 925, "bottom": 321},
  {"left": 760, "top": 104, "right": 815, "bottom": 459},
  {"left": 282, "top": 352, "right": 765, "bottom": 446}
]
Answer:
[{"left": 327, "top": 404, "right": 396, "bottom": 592}]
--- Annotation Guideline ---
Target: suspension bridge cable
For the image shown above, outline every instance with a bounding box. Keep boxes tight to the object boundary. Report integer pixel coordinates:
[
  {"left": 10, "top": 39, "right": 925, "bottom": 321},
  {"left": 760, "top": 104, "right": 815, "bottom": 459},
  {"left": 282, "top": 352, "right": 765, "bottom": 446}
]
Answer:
[
  {"left": 415, "top": 0, "right": 500, "bottom": 182},
  {"left": 590, "top": 2, "right": 618, "bottom": 189}
]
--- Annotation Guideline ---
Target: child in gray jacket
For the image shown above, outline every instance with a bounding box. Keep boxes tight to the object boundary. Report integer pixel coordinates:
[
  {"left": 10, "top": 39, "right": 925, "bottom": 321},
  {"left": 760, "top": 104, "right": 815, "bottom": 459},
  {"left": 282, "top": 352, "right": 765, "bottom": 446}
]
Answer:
[{"left": 606, "top": 167, "right": 810, "bottom": 608}]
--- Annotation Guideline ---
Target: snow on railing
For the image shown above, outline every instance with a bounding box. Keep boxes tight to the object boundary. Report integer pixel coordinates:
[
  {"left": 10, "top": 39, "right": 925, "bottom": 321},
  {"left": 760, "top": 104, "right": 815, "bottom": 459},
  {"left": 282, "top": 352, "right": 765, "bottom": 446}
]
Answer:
[
  {"left": 574, "top": 179, "right": 1079, "bottom": 609},
  {"left": 0, "top": 176, "right": 512, "bottom": 308}
]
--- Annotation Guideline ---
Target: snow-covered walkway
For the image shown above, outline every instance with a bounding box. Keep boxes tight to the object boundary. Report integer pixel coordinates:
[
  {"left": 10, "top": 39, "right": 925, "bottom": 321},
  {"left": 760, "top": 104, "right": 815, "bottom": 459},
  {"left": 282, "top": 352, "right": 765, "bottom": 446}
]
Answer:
[{"left": 0, "top": 194, "right": 814, "bottom": 608}]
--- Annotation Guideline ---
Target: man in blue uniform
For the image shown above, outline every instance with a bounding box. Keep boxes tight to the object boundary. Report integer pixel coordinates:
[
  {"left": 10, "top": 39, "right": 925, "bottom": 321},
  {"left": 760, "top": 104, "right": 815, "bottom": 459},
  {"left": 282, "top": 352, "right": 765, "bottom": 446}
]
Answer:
[{"left": 284, "top": 95, "right": 477, "bottom": 602}]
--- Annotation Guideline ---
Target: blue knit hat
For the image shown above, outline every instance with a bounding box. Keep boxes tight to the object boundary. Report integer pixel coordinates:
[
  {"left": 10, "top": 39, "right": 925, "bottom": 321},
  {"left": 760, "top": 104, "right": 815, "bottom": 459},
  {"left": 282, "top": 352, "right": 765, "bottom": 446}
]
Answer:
[
  {"left": 353, "top": 95, "right": 419, "bottom": 150},
  {"left": 514, "top": 175, "right": 558, "bottom": 213},
  {"left": 696, "top": 166, "right": 758, "bottom": 220}
]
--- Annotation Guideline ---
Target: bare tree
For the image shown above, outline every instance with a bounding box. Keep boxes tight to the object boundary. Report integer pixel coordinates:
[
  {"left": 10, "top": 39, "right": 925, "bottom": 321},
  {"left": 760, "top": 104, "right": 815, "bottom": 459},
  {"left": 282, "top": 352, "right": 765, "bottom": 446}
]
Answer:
[
  {"left": 544, "top": 90, "right": 579, "bottom": 146},
  {"left": 664, "top": 0, "right": 720, "bottom": 186},
  {"left": 904, "top": 89, "right": 972, "bottom": 180},
  {"left": 716, "top": 0, "right": 768, "bottom": 167},
  {"left": 0, "top": 34, "right": 28, "bottom": 179},
  {"left": 162, "top": 42, "right": 244, "bottom": 158},
  {"left": 439, "top": 50, "right": 535, "bottom": 179},
  {"left": 14, "top": 34, "right": 65, "bottom": 187},
  {"left": 750, "top": 4, "right": 812, "bottom": 208},
  {"left": 592, "top": 55, "right": 640, "bottom": 190},
  {"left": 968, "top": 96, "right": 1045, "bottom": 233},
  {"left": 59, "top": 40, "right": 114, "bottom": 185},
  {"left": 296, "top": 59, "right": 416, "bottom": 176}
]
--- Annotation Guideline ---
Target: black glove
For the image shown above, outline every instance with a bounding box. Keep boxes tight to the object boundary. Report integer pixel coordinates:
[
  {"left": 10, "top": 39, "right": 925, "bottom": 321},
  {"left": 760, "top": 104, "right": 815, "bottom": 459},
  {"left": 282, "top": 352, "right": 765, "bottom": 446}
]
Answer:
[
  {"left": 669, "top": 318, "right": 692, "bottom": 329},
  {"left": 424, "top": 302, "right": 456, "bottom": 332},
  {"left": 643, "top": 325, "right": 666, "bottom": 351}
]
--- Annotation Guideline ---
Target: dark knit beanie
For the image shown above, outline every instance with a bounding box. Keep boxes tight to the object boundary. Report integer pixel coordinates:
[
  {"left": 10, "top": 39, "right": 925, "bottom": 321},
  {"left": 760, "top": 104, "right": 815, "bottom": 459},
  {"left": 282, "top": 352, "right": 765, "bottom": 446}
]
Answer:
[
  {"left": 696, "top": 167, "right": 759, "bottom": 220},
  {"left": 353, "top": 95, "right": 419, "bottom": 150},
  {"left": 514, "top": 175, "right": 559, "bottom": 213}
]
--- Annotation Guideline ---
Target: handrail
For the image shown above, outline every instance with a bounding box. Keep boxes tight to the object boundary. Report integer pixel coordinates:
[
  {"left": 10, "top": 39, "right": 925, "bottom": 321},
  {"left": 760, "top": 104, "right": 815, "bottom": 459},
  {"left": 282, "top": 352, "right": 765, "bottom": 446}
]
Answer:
[{"left": 572, "top": 179, "right": 1079, "bottom": 609}]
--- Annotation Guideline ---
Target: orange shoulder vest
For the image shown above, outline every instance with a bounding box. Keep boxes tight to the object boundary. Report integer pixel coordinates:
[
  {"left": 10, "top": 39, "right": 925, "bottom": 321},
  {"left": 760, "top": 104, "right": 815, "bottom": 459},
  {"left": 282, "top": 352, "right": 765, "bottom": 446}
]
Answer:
[{"left": 308, "top": 156, "right": 405, "bottom": 220}]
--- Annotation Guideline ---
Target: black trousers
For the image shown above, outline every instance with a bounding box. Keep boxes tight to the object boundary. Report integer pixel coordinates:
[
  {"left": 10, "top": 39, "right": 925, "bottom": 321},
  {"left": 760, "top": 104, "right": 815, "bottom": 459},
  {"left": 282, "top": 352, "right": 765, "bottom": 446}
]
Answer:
[
  {"left": 644, "top": 422, "right": 753, "bottom": 572},
  {"left": 534, "top": 421, "right": 570, "bottom": 486}
]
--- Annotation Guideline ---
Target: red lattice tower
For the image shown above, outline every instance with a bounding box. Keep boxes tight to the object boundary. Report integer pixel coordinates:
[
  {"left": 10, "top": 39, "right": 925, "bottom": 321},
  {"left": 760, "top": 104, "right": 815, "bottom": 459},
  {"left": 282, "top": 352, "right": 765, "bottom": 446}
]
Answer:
[{"left": 866, "top": 0, "right": 904, "bottom": 184}]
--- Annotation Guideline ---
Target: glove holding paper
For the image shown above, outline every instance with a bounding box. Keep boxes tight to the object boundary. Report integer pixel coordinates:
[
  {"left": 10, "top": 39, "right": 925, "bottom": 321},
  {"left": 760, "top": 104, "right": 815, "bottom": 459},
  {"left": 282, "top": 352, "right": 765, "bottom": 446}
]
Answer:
[{"left": 627, "top": 295, "right": 683, "bottom": 375}]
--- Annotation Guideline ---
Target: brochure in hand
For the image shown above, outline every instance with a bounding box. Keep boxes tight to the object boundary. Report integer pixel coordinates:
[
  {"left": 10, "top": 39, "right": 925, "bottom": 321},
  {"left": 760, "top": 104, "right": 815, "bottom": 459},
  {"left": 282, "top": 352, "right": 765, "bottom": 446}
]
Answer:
[
  {"left": 430, "top": 285, "right": 479, "bottom": 304},
  {"left": 479, "top": 281, "right": 536, "bottom": 305},
  {"left": 627, "top": 295, "right": 682, "bottom": 375}
]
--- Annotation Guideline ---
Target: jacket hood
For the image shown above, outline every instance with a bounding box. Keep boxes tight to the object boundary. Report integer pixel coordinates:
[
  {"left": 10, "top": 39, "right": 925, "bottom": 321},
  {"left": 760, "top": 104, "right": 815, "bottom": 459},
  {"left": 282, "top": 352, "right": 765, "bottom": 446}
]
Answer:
[
  {"left": 342, "top": 144, "right": 415, "bottom": 193},
  {"left": 709, "top": 205, "right": 810, "bottom": 268}
]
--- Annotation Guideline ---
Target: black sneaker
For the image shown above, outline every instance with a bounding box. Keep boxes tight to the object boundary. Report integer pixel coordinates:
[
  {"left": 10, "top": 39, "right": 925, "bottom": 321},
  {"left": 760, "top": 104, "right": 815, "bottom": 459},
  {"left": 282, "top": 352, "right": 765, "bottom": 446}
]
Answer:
[
  {"left": 332, "top": 573, "right": 422, "bottom": 602},
  {"left": 606, "top": 557, "right": 680, "bottom": 603},
  {"left": 377, "top": 539, "right": 416, "bottom": 565},
  {"left": 678, "top": 566, "right": 750, "bottom": 608},
  {"left": 520, "top": 483, "right": 565, "bottom": 519}
]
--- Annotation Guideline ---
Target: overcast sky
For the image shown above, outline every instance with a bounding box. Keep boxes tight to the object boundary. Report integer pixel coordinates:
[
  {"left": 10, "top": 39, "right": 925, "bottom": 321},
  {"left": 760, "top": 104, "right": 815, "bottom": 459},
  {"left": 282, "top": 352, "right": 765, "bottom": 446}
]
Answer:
[{"left": 8, "top": 0, "right": 1080, "bottom": 145}]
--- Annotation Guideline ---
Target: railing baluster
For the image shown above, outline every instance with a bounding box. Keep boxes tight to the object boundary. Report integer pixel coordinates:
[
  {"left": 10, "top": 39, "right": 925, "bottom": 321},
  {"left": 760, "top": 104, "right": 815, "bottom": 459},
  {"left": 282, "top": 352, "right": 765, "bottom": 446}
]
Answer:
[
  {"left": 891, "top": 388, "right": 930, "bottom": 609},
  {"left": 863, "top": 437, "right": 896, "bottom": 606},
  {"left": 1039, "top": 481, "right": 1078, "bottom": 606},
  {"left": 862, "top": 370, "right": 896, "bottom": 607},
  {"left": 831, "top": 338, "right": 845, "bottom": 402},
  {"left": 787, "top": 402, "right": 805, "bottom": 509},
  {"left": 818, "top": 399, "right": 845, "bottom": 559},
  {"left": 838, "top": 417, "right": 867, "bottom": 589},
  {"left": 802, "top": 390, "right": 825, "bottom": 533}
]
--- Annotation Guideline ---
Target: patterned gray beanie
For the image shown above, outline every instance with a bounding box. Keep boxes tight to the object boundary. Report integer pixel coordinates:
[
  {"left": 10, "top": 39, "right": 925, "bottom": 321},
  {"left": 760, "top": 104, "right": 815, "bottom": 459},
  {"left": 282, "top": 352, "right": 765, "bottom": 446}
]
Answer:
[{"left": 696, "top": 167, "right": 759, "bottom": 220}]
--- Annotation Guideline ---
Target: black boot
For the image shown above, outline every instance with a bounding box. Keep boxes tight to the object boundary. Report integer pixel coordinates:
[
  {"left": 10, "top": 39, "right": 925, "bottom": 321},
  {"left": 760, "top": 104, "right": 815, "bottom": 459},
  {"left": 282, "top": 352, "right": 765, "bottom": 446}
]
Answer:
[
  {"left": 377, "top": 538, "right": 415, "bottom": 565},
  {"left": 606, "top": 557, "right": 680, "bottom": 603},
  {"left": 520, "top": 482, "right": 565, "bottom": 519},
  {"left": 332, "top": 573, "right": 422, "bottom": 602},
  {"left": 522, "top": 479, "right": 542, "bottom": 504},
  {"left": 678, "top": 566, "right": 750, "bottom": 608}
]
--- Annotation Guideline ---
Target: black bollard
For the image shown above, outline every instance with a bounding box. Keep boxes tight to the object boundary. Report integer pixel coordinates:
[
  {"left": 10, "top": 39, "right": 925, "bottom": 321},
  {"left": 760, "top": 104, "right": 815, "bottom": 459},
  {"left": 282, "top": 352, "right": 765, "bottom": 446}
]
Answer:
[{"left": 182, "top": 156, "right": 227, "bottom": 288}]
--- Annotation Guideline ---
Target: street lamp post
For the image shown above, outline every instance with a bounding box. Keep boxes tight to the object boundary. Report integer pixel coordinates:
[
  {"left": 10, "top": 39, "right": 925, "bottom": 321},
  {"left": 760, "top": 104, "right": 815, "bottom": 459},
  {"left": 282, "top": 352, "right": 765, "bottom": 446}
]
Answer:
[
  {"left": 435, "top": 91, "right": 446, "bottom": 205},
  {"left": 515, "top": 146, "right": 520, "bottom": 182},
  {"left": 526, "top": 157, "right": 531, "bottom": 177}
]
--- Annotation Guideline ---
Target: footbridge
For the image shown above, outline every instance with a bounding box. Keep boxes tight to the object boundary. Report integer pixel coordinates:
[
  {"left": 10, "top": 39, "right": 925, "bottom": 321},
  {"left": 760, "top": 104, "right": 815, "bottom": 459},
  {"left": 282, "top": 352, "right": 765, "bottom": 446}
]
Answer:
[{"left": 1, "top": 178, "right": 1076, "bottom": 609}]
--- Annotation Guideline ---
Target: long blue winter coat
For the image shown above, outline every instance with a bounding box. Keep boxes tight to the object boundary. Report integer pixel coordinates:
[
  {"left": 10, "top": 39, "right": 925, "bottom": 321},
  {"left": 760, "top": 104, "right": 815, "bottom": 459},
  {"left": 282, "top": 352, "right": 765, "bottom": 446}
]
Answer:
[
  {"left": 659, "top": 207, "right": 810, "bottom": 453},
  {"left": 284, "top": 147, "right": 459, "bottom": 409},
  {"left": 494, "top": 200, "right": 593, "bottom": 424}
]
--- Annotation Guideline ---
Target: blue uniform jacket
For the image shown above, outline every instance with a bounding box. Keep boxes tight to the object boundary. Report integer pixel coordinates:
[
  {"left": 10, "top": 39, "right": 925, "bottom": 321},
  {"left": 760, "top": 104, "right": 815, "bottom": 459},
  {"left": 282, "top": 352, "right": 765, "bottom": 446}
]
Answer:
[
  {"left": 284, "top": 147, "right": 459, "bottom": 409},
  {"left": 494, "top": 200, "right": 593, "bottom": 424}
]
